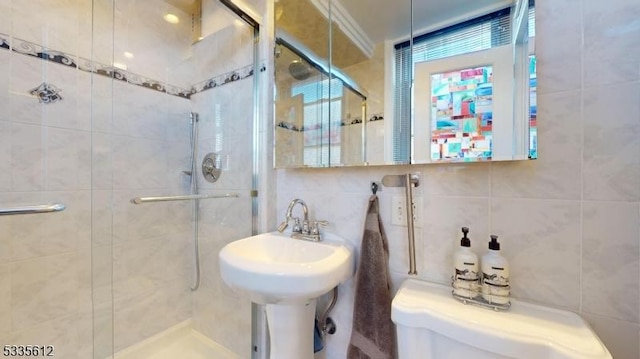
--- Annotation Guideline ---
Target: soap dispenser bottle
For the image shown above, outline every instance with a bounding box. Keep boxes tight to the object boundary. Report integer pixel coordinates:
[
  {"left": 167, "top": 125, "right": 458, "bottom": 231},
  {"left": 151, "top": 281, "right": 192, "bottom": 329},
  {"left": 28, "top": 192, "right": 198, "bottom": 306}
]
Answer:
[
  {"left": 481, "top": 235, "right": 510, "bottom": 304},
  {"left": 453, "top": 227, "right": 479, "bottom": 298}
]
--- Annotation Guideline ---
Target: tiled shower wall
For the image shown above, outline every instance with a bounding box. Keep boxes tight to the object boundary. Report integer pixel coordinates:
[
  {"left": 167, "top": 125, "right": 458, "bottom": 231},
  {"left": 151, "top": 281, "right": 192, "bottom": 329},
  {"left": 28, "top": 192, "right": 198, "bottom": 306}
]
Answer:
[
  {"left": 0, "top": 0, "right": 256, "bottom": 358},
  {"left": 275, "top": 0, "right": 640, "bottom": 358}
]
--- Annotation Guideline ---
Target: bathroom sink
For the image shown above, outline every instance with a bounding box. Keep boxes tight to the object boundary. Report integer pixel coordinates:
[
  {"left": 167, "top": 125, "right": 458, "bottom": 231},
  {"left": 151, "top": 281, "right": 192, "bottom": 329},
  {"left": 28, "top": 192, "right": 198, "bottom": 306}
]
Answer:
[{"left": 219, "top": 231, "right": 355, "bottom": 304}]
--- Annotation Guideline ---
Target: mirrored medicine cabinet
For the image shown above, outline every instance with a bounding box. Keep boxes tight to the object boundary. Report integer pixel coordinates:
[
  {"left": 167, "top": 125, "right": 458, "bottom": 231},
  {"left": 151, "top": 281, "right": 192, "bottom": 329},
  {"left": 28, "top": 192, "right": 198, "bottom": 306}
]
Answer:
[{"left": 273, "top": 0, "right": 536, "bottom": 168}]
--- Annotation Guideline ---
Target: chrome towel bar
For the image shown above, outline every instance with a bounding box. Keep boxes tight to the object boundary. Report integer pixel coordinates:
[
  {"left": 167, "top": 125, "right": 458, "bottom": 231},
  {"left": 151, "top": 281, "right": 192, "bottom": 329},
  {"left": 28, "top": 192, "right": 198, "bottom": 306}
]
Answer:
[
  {"left": 130, "top": 193, "right": 240, "bottom": 204},
  {"left": 0, "top": 203, "right": 66, "bottom": 216}
]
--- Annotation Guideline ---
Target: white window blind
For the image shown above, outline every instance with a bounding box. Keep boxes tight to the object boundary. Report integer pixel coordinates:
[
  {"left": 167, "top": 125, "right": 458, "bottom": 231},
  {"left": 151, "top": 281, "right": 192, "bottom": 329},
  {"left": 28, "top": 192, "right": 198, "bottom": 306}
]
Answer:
[{"left": 412, "top": 15, "right": 511, "bottom": 63}]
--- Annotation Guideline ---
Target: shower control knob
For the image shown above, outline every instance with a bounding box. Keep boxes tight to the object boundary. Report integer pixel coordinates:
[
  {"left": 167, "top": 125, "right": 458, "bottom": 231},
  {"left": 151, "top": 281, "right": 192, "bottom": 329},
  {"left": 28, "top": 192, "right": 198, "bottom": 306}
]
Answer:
[
  {"left": 203, "top": 160, "right": 214, "bottom": 172},
  {"left": 202, "top": 153, "right": 222, "bottom": 183}
]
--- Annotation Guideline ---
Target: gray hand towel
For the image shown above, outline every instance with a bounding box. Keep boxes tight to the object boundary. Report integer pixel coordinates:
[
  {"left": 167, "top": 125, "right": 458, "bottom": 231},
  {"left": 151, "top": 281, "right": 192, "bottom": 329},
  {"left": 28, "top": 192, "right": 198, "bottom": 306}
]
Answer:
[{"left": 347, "top": 195, "right": 397, "bottom": 359}]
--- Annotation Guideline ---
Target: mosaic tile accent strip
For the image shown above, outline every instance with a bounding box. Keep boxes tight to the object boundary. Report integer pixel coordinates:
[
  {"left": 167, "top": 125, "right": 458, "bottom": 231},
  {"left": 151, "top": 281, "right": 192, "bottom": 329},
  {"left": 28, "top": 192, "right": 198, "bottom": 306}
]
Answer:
[
  {"left": 30, "top": 82, "right": 63, "bottom": 103},
  {"left": 0, "top": 33, "right": 260, "bottom": 99},
  {"left": 191, "top": 64, "right": 254, "bottom": 94}
]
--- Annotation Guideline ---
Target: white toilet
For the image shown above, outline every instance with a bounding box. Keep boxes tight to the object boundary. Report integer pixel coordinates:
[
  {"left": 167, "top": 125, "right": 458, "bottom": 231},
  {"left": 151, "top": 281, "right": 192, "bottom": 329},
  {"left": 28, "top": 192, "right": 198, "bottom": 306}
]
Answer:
[{"left": 391, "top": 279, "right": 612, "bottom": 359}]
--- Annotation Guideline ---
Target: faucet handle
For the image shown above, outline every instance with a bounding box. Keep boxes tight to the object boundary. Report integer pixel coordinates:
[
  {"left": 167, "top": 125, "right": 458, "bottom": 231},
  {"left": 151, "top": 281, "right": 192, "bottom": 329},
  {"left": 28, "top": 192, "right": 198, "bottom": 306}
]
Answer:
[{"left": 311, "top": 220, "right": 329, "bottom": 235}]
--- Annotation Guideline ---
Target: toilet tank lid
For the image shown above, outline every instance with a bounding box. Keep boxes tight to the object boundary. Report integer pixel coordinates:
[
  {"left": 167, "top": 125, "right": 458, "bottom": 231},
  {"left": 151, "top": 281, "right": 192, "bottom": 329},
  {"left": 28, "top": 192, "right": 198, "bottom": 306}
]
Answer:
[{"left": 391, "top": 279, "right": 611, "bottom": 359}]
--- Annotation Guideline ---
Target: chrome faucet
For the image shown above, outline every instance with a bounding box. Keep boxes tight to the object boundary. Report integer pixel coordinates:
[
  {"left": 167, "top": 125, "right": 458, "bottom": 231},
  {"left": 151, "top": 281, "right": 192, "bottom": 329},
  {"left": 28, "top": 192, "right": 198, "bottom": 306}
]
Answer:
[
  {"left": 277, "top": 199, "right": 328, "bottom": 241},
  {"left": 277, "top": 198, "right": 308, "bottom": 232}
]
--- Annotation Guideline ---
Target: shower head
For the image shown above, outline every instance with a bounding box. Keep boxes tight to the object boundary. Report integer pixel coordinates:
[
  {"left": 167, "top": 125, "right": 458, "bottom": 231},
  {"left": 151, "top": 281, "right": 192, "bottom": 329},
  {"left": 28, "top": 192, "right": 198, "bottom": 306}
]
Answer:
[{"left": 288, "top": 60, "right": 311, "bottom": 81}]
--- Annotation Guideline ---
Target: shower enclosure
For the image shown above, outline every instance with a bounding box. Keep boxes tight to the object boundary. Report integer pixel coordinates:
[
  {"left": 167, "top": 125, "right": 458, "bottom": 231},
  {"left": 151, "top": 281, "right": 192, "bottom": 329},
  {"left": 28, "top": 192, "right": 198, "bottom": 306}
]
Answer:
[{"left": 0, "top": 0, "right": 260, "bottom": 358}]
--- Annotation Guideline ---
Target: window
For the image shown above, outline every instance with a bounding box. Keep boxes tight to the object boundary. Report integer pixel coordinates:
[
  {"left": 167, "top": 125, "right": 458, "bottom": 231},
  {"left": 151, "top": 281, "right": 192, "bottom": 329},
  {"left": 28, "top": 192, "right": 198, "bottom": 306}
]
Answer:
[
  {"left": 292, "top": 77, "right": 344, "bottom": 166},
  {"left": 394, "top": 3, "right": 536, "bottom": 161}
]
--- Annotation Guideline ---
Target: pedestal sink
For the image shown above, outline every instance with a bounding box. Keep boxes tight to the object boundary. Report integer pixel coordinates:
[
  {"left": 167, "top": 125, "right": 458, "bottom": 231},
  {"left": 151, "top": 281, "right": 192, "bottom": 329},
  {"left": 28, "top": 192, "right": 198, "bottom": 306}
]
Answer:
[{"left": 219, "top": 231, "right": 355, "bottom": 359}]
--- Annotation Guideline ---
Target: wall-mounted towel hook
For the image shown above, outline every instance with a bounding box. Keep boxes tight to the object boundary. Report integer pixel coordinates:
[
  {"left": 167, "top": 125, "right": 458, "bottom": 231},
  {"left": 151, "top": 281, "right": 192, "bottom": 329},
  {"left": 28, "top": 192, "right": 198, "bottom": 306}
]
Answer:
[{"left": 371, "top": 182, "right": 379, "bottom": 195}]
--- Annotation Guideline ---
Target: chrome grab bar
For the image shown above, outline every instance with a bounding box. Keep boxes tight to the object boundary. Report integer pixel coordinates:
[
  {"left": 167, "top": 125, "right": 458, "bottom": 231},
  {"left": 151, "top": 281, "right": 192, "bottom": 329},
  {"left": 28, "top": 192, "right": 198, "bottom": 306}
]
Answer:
[
  {"left": 130, "top": 193, "right": 240, "bottom": 204},
  {"left": 0, "top": 203, "right": 66, "bottom": 216}
]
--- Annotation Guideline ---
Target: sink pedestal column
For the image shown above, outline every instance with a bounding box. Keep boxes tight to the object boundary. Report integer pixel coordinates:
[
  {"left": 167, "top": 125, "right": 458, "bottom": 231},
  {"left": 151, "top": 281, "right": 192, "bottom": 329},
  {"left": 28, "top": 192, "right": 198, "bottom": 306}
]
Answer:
[{"left": 266, "top": 299, "right": 317, "bottom": 359}]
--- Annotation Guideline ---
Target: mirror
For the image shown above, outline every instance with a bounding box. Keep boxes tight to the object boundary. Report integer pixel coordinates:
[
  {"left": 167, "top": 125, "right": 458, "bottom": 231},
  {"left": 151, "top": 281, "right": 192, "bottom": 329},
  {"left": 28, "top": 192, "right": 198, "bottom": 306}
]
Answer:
[{"left": 274, "top": 0, "right": 536, "bottom": 168}]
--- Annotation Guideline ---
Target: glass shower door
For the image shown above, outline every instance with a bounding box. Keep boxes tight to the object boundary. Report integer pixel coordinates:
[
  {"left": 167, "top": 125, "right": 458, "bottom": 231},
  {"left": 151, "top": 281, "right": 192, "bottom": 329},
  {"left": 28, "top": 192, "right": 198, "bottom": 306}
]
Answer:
[
  {"left": 0, "top": 0, "right": 95, "bottom": 358},
  {"left": 0, "top": 0, "right": 257, "bottom": 356},
  {"left": 93, "top": 0, "right": 258, "bottom": 358}
]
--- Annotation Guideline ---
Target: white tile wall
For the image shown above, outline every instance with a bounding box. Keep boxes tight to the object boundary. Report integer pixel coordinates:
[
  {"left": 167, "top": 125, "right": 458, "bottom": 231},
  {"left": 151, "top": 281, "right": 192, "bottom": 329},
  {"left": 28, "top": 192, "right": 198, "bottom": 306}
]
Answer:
[
  {"left": 274, "top": 0, "right": 640, "bottom": 358},
  {"left": 10, "top": 0, "right": 91, "bottom": 58},
  {"left": 582, "top": 0, "right": 640, "bottom": 87},
  {"left": 9, "top": 55, "right": 43, "bottom": 126},
  {"left": 0, "top": 0, "right": 9, "bottom": 35},
  {"left": 10, "top": 315, "right": 80, "bottom": 359},
  {"left": 11, "top": 253, "right": 79, "bottom": 331},
  {"left": 0, "top": 121, "right": 12, "bottom": 191},
  {"left": 0, "top": 47, "right": 9, "bottom": 123},
  {"left": 0, "top": 264, "right": 11, "bottom": 332},
  {"left": 10, "top": 123, "right": 44, "bottom": 191},
  {"left": 582, "top": 201, "right": 640, "bottom": 322},
  {"left": 45, "top": 128, "right": 92, "bottom": 191},
  {"left": 492, "top": 198, "right": 582, "bottom": 310},
  {"left": 583, "top": 82, "right": 640, "bottom": 201},
  {"left": 534, "top": 0, "right": 582, "bottom": 94}
]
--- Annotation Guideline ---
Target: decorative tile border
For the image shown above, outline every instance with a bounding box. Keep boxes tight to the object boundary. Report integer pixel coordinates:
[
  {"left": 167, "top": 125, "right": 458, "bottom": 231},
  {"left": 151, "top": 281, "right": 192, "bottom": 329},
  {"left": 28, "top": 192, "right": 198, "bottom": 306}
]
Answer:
[
  {"left": 0, "top": 33, "right": 260, "bottom": 99},
  {"left": 191, "top": 64, "right": 254, "bottom": 94},
  {"left": 30, "top": 82, "right": 63, "bottom": 103},
  {"left": 276, "top": 114, "right": 384, "bottom": 132},
  {"left": 0, "top": 36, "right": 9, "bottom": 50}
]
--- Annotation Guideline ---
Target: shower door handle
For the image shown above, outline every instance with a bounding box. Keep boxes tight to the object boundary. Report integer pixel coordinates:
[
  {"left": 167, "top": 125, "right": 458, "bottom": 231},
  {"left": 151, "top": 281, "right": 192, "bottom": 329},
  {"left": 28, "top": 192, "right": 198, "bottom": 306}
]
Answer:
[{"left": 0, "top": 203, "right": 66, "bottom": 215}]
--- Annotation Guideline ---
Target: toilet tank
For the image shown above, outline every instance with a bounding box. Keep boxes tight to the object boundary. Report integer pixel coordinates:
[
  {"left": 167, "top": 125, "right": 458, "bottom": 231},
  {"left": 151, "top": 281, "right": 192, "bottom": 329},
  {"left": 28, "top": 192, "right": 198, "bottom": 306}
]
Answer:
[{"left": 391, "top": 279, "right": 611, "bottom": 359}]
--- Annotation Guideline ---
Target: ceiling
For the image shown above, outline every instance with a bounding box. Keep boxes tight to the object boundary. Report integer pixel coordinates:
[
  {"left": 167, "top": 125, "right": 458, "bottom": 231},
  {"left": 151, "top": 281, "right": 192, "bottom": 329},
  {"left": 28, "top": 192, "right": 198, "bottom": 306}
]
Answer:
[
  {"left": 335, "top": 0, "right": 513, "bottom": 44},
  {"left": 275, "top": 0, "right": 515, "bottom": 82},
  {"left": 165, "top": 0, "right": 199, "bottom": 12},
  {"left": 276, "top": 0, "right": 370, "bottom": 69}
]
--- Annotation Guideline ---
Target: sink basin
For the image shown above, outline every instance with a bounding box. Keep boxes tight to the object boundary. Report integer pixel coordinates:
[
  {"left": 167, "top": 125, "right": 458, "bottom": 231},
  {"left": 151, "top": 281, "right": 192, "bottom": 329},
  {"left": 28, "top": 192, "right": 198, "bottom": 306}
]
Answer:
[
  {"left": 219, "top": 230, "right": 355, "bottom": 359},
  {"left": 219, "top": 231, "right": 355, "bottom": 304}
]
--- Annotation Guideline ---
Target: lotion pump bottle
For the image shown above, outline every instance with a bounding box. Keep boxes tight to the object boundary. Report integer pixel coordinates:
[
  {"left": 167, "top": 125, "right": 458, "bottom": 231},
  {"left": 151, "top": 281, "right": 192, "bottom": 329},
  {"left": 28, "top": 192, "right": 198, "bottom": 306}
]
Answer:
[
  {"left": 453, "top": 227, "right": 479, "bottom": 298},
  {"left": 481, "top": 235, "right": 510, "bottom": 304}
]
